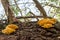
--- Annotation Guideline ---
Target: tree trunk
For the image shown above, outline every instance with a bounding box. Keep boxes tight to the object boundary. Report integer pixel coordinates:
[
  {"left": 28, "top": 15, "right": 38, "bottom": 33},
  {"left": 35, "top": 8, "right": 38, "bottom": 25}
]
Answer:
[
  {"left": 1, "top": 0, "right": 14, "bottom": 24},
  {"left": 1, "top": 0, "right": 8, "bottom": 16}
]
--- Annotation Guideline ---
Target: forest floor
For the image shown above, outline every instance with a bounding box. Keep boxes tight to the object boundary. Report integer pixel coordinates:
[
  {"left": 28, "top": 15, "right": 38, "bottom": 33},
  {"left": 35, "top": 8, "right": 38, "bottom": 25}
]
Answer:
[{"left": 0, "top": 22, "right": 60, "bottom": 40}]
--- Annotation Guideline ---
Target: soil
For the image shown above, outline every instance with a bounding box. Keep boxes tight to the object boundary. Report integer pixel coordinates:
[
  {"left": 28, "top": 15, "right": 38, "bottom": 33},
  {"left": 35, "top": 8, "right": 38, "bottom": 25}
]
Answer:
[{"left": 0, "top": 22, "right": 60, "bottom": 40}]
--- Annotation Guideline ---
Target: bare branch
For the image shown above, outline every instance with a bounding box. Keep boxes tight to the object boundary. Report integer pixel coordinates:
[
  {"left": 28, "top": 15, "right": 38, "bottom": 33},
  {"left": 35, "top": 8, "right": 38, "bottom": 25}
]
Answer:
[
  {"left": 14, "top": 0, "right": 22, "bottom": 16},
  {"left": 48, "top": 4, "right": 60, "bottom": 8},
  {"left": 0, "top": 16, "right": 51, "bottom": 21},
  {"left": 29, "top": 12, "right": 39, "bottom": 21},
  {"left": 33, "top": 0, "right": 47, "bottom": 18},
  {"left": 1, "top": 0, "right": 8, "bottom": 19}
]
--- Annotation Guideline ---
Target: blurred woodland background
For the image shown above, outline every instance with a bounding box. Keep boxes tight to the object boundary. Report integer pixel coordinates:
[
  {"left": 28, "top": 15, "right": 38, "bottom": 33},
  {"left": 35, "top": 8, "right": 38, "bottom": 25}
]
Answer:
[{"left": 0, "top": 0, "right": 60, "bottom": 22}]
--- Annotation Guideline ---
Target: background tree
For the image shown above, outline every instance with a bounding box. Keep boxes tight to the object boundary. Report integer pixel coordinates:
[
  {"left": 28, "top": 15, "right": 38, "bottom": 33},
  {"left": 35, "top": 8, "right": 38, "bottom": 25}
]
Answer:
[{"left": 0, "top": 0, "right": 60, "bottom": 22}]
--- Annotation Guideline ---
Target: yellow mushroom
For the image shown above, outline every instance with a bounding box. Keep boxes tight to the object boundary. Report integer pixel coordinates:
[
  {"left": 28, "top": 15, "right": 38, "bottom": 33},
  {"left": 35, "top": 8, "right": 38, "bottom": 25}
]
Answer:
[
  {"left": 47, "top": 20, "right": 55, "bottom": 24},
  {"left": 37, "top": 18, "right": 50, "bottom": 26},
  {"left": 42, "top": 24, "right": 53, "bottom": 28},
  {"left": 6, "top": 24, "right": 18, "bottom": 30},
  {"left": 2, "top": 27, "right": 16, "bottom": 35},
  {"left": 50, "top": 18, "right": 57, "bottom": 24},
  {"left": 37, "top": 18, "right": 56, "bottom": 28}
]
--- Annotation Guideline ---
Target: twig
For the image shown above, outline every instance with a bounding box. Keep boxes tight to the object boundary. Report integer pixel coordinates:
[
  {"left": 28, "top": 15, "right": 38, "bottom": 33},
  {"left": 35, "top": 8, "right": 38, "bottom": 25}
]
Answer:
[
  {"left": 52, "top": 13, "right": 57, "bottom": 18},
  {"left": 29, "top": 12, "right": 39, "bottom": 21},
  {"left": 14, "top": 0, "right": 28, "bottom": 22},
  {"left": 14, "top": 0, "right": 22, "bottom": 16},
  {"left": 0, "top": 16, "right": 51, "bottom": 21},
  {"left": 48, "top": 4, "right": 60, "bottom": 8},
  {"left": 42, "top": 3, "right": 60, "bottom": 8},
  {"left": 33, "top": 0, "right": 47, "bottom": 18},
  {"left": 16, "top": 16, "right": 50, "bottom": 19},
  {"left": 10, "top": 1, "right": 60, "bottom": 9}
]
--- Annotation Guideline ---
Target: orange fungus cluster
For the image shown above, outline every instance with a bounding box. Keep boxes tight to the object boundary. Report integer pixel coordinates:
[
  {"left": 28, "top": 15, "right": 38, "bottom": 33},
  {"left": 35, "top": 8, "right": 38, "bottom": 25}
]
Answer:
[
  {"left": 2, "top": 24, "right": 18, "bottom": 35},
  {"left": 37, "top": 18, "right": 57, "bottom": 28}
]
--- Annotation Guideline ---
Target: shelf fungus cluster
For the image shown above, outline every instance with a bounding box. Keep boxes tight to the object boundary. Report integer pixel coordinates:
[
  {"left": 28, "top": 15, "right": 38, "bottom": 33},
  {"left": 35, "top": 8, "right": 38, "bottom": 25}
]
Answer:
[
  {"left": 37, "top": 18, "right": 57, "bottom": 28},
  {"left": 2, "top": 24, "right": 18, "bottom": 35}
]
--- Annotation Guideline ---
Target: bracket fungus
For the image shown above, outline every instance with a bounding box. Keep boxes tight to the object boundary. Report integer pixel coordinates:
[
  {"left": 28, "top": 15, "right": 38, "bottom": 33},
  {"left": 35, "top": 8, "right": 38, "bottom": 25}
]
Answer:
[
  {"left": 37, "top": 18, "right": 57, "bottom": 28},
  {"left": 2, "top": 24, "right": 18, "bottom": 34}
]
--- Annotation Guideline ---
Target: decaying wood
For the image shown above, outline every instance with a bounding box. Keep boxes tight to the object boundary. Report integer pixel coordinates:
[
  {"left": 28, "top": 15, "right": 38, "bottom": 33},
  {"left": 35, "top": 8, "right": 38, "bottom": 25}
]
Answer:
[
  {"left": 33, "top": 0, "right": 47, "bottom": 18},
  {"left": 0, "top": 22, "right": 60, "bottom": 40}
]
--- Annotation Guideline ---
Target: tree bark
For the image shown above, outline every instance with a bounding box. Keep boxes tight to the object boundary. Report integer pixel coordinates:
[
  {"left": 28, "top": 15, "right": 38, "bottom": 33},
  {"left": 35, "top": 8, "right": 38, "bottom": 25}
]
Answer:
[
  {"left": 1, "top": 0, "right": 14, "bottom": 24},
  {"left": 1, "top": 0, "right": 8, "bottom": 16}
]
